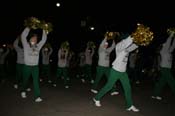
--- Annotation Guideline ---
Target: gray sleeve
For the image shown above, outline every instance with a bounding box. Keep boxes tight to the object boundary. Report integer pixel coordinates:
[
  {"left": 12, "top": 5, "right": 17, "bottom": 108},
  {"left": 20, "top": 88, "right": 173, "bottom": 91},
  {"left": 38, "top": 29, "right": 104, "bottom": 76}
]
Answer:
[
  {"left": 99, "top": 37, "right": 107, "bottom": 52},
  {"left": 126, "top": 44, "right": 138, "bottom": 52},
  {"left": 3, "top": 48, "right": 10, "bottom": 57},
  {"left": 21, "top": 27, "right": 30, "bottom": 48},
  {"left": 91, "top": 48, "right": 95, "bottom": 57},
  {"left": 37, "top": 30, "right": 47, "bottom": 50},
  {"left": 162, "top": 32, "right": 174, "bottom": 51},
  {"left": 49, "top": 47, "right": 53, "bottom": 55},
  {"left": 106, "top": 40, "right": 115, "bottom": 53},
  {"left": 41, "top": 48, "right": 44, "bottom": 55},
  {"left": 13, "top": 38, "right": 20, "bottom": 51},
  {"left": 169, "top": 38, "right": 175, "bottom": 52},
  {"left": 116, "top": 36, "right": 133, "bottom": 52}
]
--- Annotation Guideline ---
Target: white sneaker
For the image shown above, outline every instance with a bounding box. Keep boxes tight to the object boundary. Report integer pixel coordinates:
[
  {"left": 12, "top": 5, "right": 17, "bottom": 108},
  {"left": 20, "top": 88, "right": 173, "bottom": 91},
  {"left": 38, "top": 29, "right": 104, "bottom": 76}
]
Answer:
[
  {"left": 127, "top": 105, "right": 139, "bottom": 112},
  {"left": 21, "top": 92, "right": 27, "bottom": 98},
  {"left": 136, "top": 81, "right": 140, "bottom": 84},
  {"left": 48, "top": 80, "right": 52, "bottom": 83},
  {"left": 65, "top": 86, "right": 69, "bottom": 89},
  {"left": 81, "top": 79, "right": 85, "bottom": 83},
  {"left": 35, "top": 97, "right": 43, "bottom": 102},
  {"left": 40, "top": 79, "right": 43, "bottom": 82},
  {"left": 14, "top": 84, "right": 18, "bottom": 89},
  {"left": 26, "top": 88, "right": 31, "bottom": 92},
  {"left": 91, "top": 89, "right": 98, "bottom": 94},
  {"left": 151, "top": 96, "right": 162, "bottom": 100},
  {"left": 91, "top": 80, "right": 94, "bottom": 84},
  {"left": 93, "top": 98, "right": 101, "bottom": 107},
  {"left": 53, "top": 84, "right": 57, "bottom": 87},
  {"left": 111, "top": 91, "right": 119, "bottom": 96}
]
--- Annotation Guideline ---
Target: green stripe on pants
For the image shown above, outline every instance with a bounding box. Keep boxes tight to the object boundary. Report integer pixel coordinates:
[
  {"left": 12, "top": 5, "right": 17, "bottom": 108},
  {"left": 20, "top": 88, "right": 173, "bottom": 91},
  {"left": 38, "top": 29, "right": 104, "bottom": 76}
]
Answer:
[{"left": 95, "top": 68, "right": 133, "bottom": 108}]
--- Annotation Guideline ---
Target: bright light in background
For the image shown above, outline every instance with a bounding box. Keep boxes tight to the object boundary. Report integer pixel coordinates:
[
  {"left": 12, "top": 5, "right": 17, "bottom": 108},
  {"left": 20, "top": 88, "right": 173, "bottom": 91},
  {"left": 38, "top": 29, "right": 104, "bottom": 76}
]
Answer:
[
  {"left": 3, "top": 44, "right": 6, "bottom": 47},
  {"left": 56, "top": 3, "right": 60, "bottom": 7},
  {"left": 90, "top": 26, "right": 95, "bottom": 30}
]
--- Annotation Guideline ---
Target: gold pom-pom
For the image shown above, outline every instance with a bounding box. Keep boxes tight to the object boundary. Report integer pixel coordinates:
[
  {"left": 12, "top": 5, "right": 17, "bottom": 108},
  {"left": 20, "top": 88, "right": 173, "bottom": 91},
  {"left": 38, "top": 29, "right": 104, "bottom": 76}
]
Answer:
[
  {"left": 44, "top": 43, "right": 51, "bottom": 48},
  {"left": 87, "top": 41, "right": 96, "bottom": 49},
  {"left": 61, "top": 41, "right": 70, "bottom": 50},
  {"left": 24, "top": 17, "right": 41, "bottom": 29},
  {"left": 24, "top": 17, "right": 53, "bottom": 34},
  {"left": 40, "top": 21, "right": 53, "bottom": 34},
  {"left": 131, "top": 23, "right": 154, "bottom": 46},
  {"left": 167, "top": 28, "right": 175, "bottom": 34},
  {"left": 105, "top": 32, "right": 119, "bottom": 40}
]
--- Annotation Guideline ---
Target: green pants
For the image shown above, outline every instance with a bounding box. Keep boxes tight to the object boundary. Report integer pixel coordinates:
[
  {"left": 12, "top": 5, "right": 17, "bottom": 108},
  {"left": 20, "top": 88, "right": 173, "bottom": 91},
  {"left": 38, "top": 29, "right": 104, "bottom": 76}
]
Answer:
[
  {"left": 78, "top": 65, "right": 85, "bottom": 77},
  {"left": 15, "top": 64, "right": 24, "bottom": 85},
  {"left": 56, "top": 67, "right": 69, "bottom": 86},
  {"left": 22, "top": 65, "right": 41, "bottom": 98},
  {"left": 95, "top": 68, "right": 133, "bottom": 108},
  {"left": 40, "top": 64, "right": 50, "bottom": 80},
  {"left": 153, "top": 68, "right": 175, "bottom": 96},
  {"left": 84, "top": 64, "right": 93, "bottom": 81},
  {"left": 92, "top": 66, "right": 116, "bottom": 92}
]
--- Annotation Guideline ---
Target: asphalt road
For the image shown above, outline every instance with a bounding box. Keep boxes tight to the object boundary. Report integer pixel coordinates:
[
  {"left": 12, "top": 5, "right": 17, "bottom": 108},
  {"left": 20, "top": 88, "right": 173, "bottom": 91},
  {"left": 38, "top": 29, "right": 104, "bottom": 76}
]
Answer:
[{"left": 0, "top": 76, "right": 174, "bottom": 116}]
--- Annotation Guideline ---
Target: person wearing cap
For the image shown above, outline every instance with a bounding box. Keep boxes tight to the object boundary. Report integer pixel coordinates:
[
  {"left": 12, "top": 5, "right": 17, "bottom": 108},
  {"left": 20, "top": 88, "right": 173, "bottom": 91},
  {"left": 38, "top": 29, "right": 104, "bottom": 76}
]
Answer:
[
  {"left": 91, "top": 35, "right": 119, "bottom": 96},
  {"left": 20, "top": 27, "right": 47, "bottom": 102}
]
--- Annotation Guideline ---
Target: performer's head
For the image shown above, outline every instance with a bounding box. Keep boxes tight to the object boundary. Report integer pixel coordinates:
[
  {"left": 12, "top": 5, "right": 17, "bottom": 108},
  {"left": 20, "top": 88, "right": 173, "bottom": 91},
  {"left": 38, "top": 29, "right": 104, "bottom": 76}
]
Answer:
[
  {"left": 104, "top": 42, "right": 109, "bottom": 49},
  {"left": 29, "top": 34, "right": 38, "bottom": 45},
  {"left": 44, "top": 47, "right": 49, "bottom": 52}
]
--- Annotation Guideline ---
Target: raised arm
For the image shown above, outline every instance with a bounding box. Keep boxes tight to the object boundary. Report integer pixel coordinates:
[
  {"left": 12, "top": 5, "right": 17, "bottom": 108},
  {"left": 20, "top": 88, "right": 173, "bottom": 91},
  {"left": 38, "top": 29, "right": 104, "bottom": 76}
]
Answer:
[
  {"left": 21, "top": 27, "right": 30, "bottom": 47},
  {"left": 58, "top": 49, "right": 61, "bottom": 59},
  {"left": 37, "top": 30, "right": 47, "bottom": 50},
  {"left": 169, "top": 37, "right": 175, "bottom": 52},
  {"left": 91, "top": 48, "right": 95, "bottom": 57},
  {"left": 115, "top": 36, "right": 133, "bottom": 52},
  {"left": 3, "top": 48, "right": 10, "bottom": 57},
  {"left": 162, "top": 32, "right": 174, "bottom": 51},
  {"left": 106, "top": 40, "right": 115, "bottom": 53},
  {"left": 126, "top": 43, "right": 138, "bottom": 52},
  {"left": 99, "top": 37, "right": 108, "bottom": 51},
  {"left": 49, "top": 47, "right": 53, "bottom": 55},
  {"left": 13, "top": 37, "right": 20, "bottom": 51}
]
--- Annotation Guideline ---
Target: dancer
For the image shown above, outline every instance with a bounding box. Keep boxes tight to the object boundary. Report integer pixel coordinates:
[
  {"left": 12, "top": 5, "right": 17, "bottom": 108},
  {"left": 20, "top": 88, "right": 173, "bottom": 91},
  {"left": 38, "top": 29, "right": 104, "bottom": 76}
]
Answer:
[
  {"left": 93, "top": 35, "right": 139, "bottom": 112},
  {"left": 91, "top": 34, "right": 119, "bottom": 95},
  {"left": 20, "top": 27, "right": 47, "bottom": 102},
  {"left": 152, "top": 31, "right": 175, "bottom": 100}
]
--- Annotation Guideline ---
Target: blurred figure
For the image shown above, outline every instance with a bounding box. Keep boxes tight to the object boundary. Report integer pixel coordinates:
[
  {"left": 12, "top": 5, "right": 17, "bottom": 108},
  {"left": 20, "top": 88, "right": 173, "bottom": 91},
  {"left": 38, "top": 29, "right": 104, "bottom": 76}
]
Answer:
[{"left": 152, "top": 32, "right": 175, "bottom": 100}]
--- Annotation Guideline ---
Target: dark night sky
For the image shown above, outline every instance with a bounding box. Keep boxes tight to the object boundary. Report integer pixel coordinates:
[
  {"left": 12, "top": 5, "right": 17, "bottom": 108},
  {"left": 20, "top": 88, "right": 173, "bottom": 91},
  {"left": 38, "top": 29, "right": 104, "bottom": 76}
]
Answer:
[{"left": 1, "top": 0, "right": 175, "bottom": 45}]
